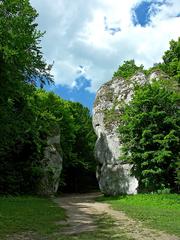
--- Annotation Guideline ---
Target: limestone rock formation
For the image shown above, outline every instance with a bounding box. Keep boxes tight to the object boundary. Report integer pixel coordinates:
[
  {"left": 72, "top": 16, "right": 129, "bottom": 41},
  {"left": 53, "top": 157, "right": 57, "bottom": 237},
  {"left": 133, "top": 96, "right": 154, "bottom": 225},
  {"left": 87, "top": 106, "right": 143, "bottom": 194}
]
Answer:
[
  {"left": 93, "top": 72, "right": 159, "bottom": 196},
  {"left": 38, "top": 130, "right": 63, "bottom": 196}
]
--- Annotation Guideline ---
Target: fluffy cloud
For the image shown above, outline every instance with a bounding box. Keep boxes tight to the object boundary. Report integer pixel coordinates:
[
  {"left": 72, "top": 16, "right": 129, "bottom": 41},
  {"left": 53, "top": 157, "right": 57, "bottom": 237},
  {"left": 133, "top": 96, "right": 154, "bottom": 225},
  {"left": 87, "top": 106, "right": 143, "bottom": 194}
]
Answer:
[{"left": 30, "top": 0, "right": 180, "bottom": 92}]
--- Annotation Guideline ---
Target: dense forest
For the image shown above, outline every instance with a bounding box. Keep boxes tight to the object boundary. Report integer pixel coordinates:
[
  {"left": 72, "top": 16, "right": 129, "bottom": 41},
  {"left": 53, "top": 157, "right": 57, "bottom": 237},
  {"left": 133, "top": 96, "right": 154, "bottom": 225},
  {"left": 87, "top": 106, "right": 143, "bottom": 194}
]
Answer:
[{"left": 0, "top": 0, "right": 97, "bottom": 194}]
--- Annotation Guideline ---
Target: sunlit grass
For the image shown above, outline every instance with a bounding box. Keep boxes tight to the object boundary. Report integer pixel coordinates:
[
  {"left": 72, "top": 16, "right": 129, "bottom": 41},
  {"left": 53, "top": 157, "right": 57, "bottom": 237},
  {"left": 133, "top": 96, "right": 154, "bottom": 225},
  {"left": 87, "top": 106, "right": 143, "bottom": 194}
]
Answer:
[{"left": 98, "top": 194, "right": 180, "bottom": 237}]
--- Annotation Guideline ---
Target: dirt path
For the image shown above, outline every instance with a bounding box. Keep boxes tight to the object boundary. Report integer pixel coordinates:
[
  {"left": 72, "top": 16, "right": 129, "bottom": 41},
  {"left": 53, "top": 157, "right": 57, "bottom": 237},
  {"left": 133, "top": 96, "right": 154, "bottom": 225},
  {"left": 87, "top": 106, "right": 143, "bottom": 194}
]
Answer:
[{"left": 55, "top": 192, "right": 179, "bottom": 240}]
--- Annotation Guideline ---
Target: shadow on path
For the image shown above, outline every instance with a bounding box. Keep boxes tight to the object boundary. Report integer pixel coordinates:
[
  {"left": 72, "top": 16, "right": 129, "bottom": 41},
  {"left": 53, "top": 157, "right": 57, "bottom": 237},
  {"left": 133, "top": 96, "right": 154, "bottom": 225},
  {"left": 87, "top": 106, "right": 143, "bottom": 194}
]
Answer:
[
  {"left": 54, "top": 192, "right": 102, "bottom": 235},
  {"left": 54, "top": 192, "right": 179, "bottom": 240}
]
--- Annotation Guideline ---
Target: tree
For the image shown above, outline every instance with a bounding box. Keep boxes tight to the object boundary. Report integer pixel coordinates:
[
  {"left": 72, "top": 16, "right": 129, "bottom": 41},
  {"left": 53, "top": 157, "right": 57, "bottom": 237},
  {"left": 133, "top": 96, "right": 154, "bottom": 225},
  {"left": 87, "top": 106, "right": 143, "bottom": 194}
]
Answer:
[
  {"left": 113, "top": 60, "right": 144, "bottom": 79},
  {"left": 60, "top": 102, "right": 97, "bottom": 192},
  {"left": 31, "top": 92, "right": 97, "bottom": 193},
  {"left": 0, "top": 0, "right": 53, "bottom": 194},
  {"left": 161, "top": 37, "right": 180, "bottom": 84},
  {"left": 0, "top": 0, "right": 54, "bottom": 155},
  {"left": 0, "top": 0, "right": 97, "bottom": 195},
  {"left": 0, "top": 0, "right": 53, "bottom": 91},
  {"left": 0, "top": 87, "right": 97, "bottom": 194},
  {"left": 146, "top": 38, "right": 180, "bottom": 83},
  {"left": 119, "top": 80, "right": 180, "bottom": 192}
]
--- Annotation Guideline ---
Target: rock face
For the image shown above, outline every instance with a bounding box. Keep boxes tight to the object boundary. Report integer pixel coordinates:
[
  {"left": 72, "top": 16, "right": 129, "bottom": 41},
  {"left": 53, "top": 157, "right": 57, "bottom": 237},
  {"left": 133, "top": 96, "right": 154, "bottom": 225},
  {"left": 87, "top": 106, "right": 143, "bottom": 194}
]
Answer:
[
  {"left": 93, "top": 72, "right": 154, "bottom": 196},
  {"left": 38, "top": 130, "right": 63, "bottom": 196}
]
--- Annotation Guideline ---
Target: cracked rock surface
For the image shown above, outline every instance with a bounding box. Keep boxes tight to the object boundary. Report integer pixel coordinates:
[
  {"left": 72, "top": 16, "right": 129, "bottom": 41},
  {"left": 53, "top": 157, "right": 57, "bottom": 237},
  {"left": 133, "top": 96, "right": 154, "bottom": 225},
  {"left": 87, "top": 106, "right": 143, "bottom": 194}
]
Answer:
[{"left": 93, "top": 71, "right": 163, "bottom": 196}]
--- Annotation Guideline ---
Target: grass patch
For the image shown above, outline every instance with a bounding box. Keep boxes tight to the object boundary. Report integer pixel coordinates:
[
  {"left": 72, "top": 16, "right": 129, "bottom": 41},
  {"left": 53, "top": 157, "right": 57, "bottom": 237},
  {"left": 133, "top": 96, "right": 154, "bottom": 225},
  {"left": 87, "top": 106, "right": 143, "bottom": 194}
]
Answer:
[
  {"left": 0, "top": 196, "right": 66, "bottom": 239},
  {"left": 98, "top": 194, "right": 180, "bottom": 237}
]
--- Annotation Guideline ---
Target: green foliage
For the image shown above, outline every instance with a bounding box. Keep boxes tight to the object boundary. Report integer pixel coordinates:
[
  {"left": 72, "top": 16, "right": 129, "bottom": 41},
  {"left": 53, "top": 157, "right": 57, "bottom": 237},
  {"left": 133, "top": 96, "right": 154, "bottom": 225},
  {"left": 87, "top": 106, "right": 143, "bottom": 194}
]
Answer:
[
  {"left": 0, "top": 0, "right": 53, "bottom": 90},
  {"left": 99, "top": 194, "right": 180, "bottom": 237},
  {"left": 66, "top": 102, "right": 96, "bottom": 170},
  {"left": 0, "top": 88, "right": 97, "bottom": 194},
  {"left": 146, "top": 38, "right": 180, "bottom": 83},
  {"left": 60, "top": 101, "right": 97, "bottom": 192},
  {"left": 119, "top": 80, "right": 180, "bottom": 192},
  {"left": 0, "top": 0, "right": 54, "bottom": 194},
  {"left": 31, "top": 91, "right": 97, "bottom": 193},
  {"left": 0, "top": 85, "right": 43, "bottom": 194},
  {"left": 0, "top": 0, "right": 97, "bottom": 194},
  {"left": 161, "top": 37, "right": 180, "bottom": 84},
  {"left": 113, "top": 60, "right": 144, "bottom": 79}
]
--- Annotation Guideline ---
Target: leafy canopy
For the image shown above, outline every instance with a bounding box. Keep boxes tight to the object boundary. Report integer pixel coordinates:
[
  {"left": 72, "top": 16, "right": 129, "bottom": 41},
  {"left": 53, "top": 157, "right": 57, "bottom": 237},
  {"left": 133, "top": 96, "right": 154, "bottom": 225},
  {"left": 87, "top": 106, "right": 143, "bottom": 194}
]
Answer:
[
  {"left": 0, "top": 88, "right": 97, "bottom": 194},
  {"left": 0, "top": 0, "right": 53, "bottom": 89},
  {"left": 146, "top": 38, "right": 180, "bottom": 83},
  {"left": 161, "top": 37, "right": 180, "bottom": 84},
  {"left": 0, "top": 0, "right": 97, "bottom": 194}
]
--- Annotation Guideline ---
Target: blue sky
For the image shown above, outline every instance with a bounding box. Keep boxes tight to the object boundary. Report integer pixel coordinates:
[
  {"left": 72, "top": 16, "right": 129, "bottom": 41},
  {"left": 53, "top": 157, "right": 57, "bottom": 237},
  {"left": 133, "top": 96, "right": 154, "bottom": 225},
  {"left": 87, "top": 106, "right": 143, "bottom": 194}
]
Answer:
[
  {"left": 47, "top": 76, "right": 96, "bottom": 110},
  {"left": 133, "top": 1, "right": 157, "bottom": 26},
  {"left": 30, "top": 0, "right": 180, "bottom": 111},
  {"left": 132, "top": 1, "right": 168, "bottom": 26}
]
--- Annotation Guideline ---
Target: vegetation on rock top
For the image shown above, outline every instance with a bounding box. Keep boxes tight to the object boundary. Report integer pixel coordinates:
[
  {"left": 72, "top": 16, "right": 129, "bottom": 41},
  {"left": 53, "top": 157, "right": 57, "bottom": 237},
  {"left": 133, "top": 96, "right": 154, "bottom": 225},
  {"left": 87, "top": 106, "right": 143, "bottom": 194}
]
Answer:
[
  {"left": 113, "top": 60, "right": 144, "bottom": 79},
  {"left": 147, "top": 37, "right": 180, "bottom": 84}
]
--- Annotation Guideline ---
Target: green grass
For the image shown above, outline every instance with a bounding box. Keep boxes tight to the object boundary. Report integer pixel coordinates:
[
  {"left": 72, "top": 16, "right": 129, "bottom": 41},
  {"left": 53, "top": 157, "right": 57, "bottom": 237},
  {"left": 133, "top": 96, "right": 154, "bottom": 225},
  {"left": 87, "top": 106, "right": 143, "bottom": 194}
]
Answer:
[
  {"left": 0, "top": 196, "right": 66, "bottom": 239},
  {"left": 98, "top": 194, "right": 180, "bottom": 237},
  {"left": 2, "top": 194, "right": 179, "bottom": 240}
]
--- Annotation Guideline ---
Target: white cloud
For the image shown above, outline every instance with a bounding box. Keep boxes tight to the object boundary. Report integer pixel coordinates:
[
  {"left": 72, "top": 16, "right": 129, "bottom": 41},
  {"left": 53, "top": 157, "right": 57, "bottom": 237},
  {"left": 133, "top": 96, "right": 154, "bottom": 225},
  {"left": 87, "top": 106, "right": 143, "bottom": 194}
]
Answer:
[{"left": 30, "top": 0, "right": 180, "bottom": 92}]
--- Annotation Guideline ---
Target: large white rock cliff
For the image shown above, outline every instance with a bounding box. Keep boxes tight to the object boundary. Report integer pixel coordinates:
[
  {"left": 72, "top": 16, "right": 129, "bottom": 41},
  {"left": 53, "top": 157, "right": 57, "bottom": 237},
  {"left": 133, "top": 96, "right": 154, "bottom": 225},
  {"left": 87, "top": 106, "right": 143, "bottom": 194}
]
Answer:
[{"left": 93, "top": 71, "right": 162, "bottom": 196}]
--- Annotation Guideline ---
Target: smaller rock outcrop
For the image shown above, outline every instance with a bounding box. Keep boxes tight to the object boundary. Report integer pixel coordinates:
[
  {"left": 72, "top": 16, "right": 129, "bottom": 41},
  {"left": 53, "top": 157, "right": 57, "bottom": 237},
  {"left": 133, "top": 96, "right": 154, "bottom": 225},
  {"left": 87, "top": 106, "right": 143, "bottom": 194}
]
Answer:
[
  {"left": 38, "top": 130, "right": 63, "bottom": 196},
  {"left": 93, "top": 71, "right": 163, "bottom": 196}
]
